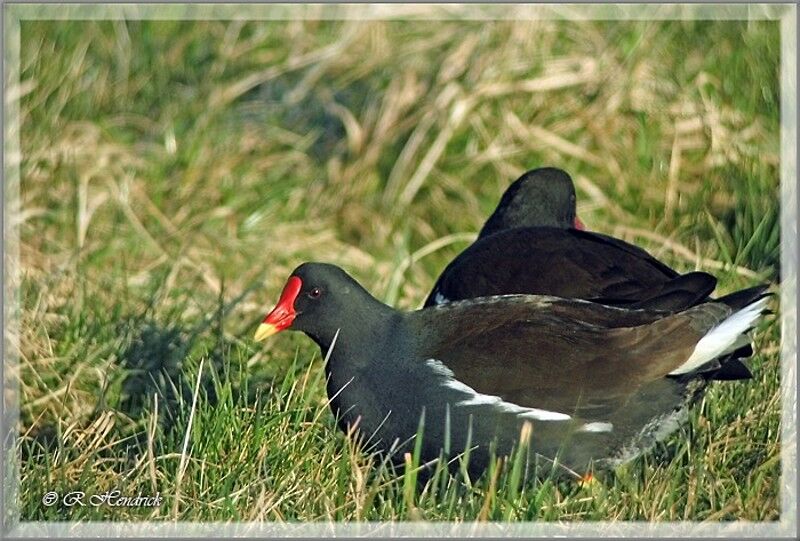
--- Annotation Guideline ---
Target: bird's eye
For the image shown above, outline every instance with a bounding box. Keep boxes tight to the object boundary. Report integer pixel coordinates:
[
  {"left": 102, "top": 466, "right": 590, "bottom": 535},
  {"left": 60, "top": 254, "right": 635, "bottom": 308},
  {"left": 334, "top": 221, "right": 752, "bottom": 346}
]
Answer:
[{"left": 308, "top": 287, "right": 322, "bottom": 299}]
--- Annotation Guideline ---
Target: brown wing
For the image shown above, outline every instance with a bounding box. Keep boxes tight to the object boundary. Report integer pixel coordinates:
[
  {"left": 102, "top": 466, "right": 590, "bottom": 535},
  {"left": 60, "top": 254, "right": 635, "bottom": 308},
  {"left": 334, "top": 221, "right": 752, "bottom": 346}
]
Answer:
[{"left": 419, "top": 296, "right": 725, "bottom": 419}]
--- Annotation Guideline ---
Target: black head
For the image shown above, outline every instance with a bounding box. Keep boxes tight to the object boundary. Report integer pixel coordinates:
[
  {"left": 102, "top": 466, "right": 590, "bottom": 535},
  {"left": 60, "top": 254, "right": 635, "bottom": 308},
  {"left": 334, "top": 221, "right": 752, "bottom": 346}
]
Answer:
[
  {"left": 478, "top": 167, "right": 583, "bottom": 239},
  {"left": 254, "top": 262, "right": 387, "bottom": 350}
]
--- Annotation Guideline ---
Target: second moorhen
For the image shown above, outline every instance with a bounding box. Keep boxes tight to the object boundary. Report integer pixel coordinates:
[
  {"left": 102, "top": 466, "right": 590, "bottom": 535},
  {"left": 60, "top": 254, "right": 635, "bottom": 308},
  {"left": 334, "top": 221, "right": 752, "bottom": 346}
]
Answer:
[
  {"left": 425, "top": 167, "right": 753, "bottom": 381},
  {"left": 426, "top": 167, "right": 714, "bottom": 312}
]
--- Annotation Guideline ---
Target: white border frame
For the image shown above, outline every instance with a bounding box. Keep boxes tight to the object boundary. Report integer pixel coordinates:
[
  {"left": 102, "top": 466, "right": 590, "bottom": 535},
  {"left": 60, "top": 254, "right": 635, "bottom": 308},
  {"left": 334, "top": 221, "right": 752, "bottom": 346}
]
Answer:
[{"left": 2, "top": 3, "right": 797, "bottom": 538}]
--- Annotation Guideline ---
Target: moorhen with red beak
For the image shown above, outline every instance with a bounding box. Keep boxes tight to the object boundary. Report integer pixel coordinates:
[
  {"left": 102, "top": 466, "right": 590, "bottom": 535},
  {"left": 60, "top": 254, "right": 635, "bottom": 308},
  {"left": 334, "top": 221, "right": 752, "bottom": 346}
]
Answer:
[{"left": 255, "top": 262, "right": 769, "bottom": 478}]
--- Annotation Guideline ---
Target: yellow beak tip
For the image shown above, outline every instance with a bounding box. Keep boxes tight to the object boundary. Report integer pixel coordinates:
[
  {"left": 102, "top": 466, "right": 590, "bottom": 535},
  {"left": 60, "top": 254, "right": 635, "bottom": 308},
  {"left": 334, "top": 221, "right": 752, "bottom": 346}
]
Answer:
[{"left": 254, "top": 323, "right": 279, "bottom": 342}]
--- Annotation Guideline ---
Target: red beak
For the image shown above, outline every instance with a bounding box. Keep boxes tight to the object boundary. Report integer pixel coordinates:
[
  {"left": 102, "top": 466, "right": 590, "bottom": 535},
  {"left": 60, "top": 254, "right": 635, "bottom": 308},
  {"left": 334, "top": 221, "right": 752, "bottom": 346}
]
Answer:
[
  {"left": 254, "top": 276, "right": 302, "bottom": 341},
  {"left": 573, "top": 217, "right": 586, "bottom": 230}
]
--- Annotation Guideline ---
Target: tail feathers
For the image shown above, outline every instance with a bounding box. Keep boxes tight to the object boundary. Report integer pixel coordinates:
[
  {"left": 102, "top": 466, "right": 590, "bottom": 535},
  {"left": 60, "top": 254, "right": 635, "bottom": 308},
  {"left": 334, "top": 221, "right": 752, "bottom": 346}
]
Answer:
[
  {"left": 669, "top": 295, "right": 771, "bottom": 376},
  {"left": 704, "top": 358, "right": 753, "bottom": 381},
  {"left": 730, "top": 343, "right": 754, "bottom": 360},
  {"left": 716, "top": 284, "right": 772, "bottom": 311},
  {"left": 686, "top": 356, "right": 754, "bottom": 381},
  {"left": 627, "top": 271, "right": 717, "bottom": 311}
]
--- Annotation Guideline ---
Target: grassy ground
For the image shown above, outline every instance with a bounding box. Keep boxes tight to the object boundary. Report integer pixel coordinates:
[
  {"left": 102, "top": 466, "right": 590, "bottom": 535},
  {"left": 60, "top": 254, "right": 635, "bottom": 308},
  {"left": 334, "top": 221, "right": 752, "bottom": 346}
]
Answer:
[{"left": 12, "top": 17, "right": 782, "bottom": 522}]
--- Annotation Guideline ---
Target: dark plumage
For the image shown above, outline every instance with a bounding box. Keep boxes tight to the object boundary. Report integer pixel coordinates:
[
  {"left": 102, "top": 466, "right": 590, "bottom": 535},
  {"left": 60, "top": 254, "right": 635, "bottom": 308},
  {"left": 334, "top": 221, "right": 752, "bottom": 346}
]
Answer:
[
  {"left": 255, "top": 263, "right": 769, "bottom": 478},
  {"left": 478, "top": 167, "right": 582, "bottom": 237},
  {"left": 427, "top": 227, "right": 717, "bottom": 311},
  {"left": 425, "top": 167, "right": 753, "bottom": 380}
]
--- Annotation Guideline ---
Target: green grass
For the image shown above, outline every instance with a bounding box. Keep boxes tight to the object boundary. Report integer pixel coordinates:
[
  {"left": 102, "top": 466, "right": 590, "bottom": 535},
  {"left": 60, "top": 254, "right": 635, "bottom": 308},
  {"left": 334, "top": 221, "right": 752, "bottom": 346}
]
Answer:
[{"left": 13, "top": 18, "right": 781, "bottom": 522}]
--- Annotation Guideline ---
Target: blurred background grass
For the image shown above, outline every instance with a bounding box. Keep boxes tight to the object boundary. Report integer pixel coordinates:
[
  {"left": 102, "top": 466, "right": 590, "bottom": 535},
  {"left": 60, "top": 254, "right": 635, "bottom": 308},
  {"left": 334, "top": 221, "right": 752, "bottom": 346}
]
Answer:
[{"left": 12, "top": 16, "right": 781, "bottom": 521}]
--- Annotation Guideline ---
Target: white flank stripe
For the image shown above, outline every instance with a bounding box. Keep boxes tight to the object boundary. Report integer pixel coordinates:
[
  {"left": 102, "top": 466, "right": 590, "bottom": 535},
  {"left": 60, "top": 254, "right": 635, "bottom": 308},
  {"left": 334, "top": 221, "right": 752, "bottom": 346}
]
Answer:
[
  {"left": 517, "top": 407, "right": 573, "bottom": 422},
  {"left": 580, "top": 422, "right": 613, "bottom": 433},
  {"left": 442, "top": 379, "right": 478, "bottom": 396},
  {"left": 670, "top": 297, "right": 768, "bottom": 375},
  {"left": 425, "top": 358, "right": 456, "bottom": 378},
  {"left": 433, "top": 290, "right": 449, "bottom": 305},
  {"left": 424, "top": 359, "right": 571, "bottom": 422}
]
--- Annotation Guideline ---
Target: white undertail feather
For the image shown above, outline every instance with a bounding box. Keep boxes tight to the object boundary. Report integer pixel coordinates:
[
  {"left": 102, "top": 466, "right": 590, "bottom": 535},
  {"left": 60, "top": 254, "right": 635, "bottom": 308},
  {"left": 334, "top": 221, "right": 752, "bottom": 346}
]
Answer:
[{"left": 669, "top": 296, "right": 769, "bottom": 375}]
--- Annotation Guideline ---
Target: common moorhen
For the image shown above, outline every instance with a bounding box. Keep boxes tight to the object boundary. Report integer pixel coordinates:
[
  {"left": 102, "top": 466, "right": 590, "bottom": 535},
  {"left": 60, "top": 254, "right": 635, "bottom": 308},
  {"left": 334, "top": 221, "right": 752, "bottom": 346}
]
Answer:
[
  {"left": 254, "top": 262, "right": 769, "bottom": 478},
  {"left": 426, "top": 167, "right": 711, "bottom": 311},
  {"left": 425, "top": 167, "right": 753, "bottom": 380}
]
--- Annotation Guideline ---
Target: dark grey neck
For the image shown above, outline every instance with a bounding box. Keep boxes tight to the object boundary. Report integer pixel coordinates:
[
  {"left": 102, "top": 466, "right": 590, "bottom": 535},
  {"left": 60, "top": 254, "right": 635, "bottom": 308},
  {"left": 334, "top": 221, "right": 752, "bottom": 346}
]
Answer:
[
  {"left": 312, "top": 299, "right": 405, "bottom": 372},
  {"left": 320, "top": 306, "right": 408, "bottom": 428}
]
